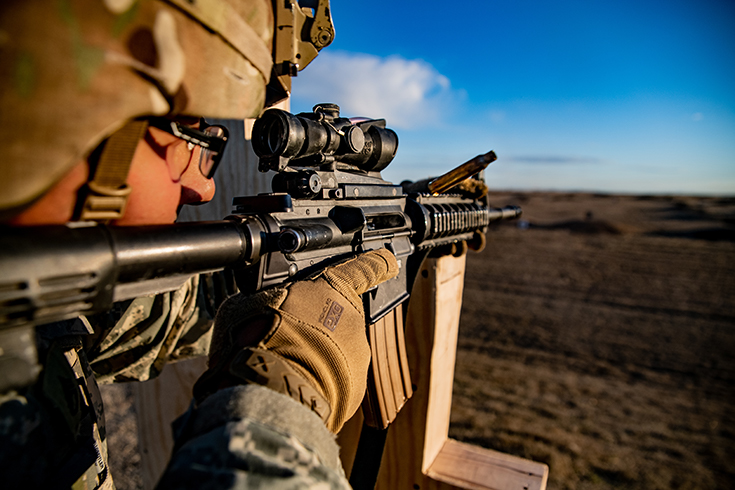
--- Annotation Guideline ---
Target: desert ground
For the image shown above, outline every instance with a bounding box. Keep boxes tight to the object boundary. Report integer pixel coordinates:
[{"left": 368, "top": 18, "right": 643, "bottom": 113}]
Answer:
[
  {"left": 450, "top": 191, "right": 735, "bottom": 489},
  {"left": 101, "top": 191, "right": 735, "bottom": 489}
]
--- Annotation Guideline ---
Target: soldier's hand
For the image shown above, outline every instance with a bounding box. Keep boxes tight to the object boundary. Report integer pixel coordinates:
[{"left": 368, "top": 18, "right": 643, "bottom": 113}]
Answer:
[{"left": 194, "top": 248, "right": 399, "bottom": 432}]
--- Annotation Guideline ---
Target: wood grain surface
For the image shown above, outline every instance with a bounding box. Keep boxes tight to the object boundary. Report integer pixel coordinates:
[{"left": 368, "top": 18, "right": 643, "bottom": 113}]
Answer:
[{"left": 366, "top": 254, "right": 548, "bottom": 490}]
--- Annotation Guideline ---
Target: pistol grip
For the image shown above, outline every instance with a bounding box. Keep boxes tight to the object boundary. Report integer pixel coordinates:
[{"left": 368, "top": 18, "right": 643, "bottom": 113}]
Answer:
[{"left": 361, "top": 306, "right": 413, "bottom": 429}]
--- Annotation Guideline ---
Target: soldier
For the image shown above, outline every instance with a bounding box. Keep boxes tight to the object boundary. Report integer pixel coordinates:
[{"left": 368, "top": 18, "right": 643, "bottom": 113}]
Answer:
[{"left": 0, "top": 1, "right": 396, "bottom": 487}]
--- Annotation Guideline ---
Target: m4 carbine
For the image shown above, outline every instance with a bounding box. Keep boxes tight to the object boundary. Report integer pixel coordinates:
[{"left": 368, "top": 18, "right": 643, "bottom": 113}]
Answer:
[{"left": 0, "top": 104, "right": 520, "bottom": 430}]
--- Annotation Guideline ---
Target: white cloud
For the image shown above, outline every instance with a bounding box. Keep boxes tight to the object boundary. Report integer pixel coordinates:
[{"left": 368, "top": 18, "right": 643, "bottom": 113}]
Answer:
[
  {"left": 291, "top": 51, "right": 458, "bottom": 129},
  {"left": 489, "top": 110, "right": 506, "bottom": 123}
]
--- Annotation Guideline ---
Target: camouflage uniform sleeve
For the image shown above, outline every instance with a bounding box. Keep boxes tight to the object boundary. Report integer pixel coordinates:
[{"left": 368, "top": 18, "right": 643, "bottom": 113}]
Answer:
[
  {"left": 157, "top": 385, "right": 351, "bottom": 490},
  {"left": 85, "top": 272, "right": 233, "bottom": 384}
]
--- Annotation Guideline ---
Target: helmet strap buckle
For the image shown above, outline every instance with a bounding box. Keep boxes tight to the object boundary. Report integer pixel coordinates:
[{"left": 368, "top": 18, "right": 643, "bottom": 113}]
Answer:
[
  {"left": 76, "top": 181, "right": 132, "bottom": 222},
  {"left": 73, "top": 120, "right": 148, "bottom": 223}
]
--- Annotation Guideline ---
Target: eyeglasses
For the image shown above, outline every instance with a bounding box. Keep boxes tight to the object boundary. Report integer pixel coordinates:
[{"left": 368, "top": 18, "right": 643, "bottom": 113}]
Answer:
[{"left": 148, "top": 118, "right": 229, "bottom": 179}]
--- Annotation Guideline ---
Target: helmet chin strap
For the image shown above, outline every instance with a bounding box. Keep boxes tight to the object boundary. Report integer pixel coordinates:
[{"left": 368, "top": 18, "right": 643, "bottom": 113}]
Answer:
[{"left": 74, "top": 120, "right": 149, "bottom": 223}]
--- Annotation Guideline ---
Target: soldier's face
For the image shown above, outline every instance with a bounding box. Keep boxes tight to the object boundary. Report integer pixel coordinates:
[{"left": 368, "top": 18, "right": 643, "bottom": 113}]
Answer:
[
  {"left": 6, "top": 123, "right": 218, "bottom": 227},
  {"left": 112, "top": 122, "right": 216, "bottom": 226}
]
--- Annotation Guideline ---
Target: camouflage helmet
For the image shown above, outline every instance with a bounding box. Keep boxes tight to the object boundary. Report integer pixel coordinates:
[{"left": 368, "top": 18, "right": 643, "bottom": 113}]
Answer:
[{"left": 0, "top": 0, "right": 333, "bottom": 217}]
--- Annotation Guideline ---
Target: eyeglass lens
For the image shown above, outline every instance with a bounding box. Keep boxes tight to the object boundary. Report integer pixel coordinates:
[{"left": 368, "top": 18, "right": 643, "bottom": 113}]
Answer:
[{"left": 198, "top": 126, "right": 226, "bottom": 179}]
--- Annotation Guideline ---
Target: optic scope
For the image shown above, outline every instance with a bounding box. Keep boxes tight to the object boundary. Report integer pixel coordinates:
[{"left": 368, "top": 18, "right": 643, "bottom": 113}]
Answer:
[{"left": 252, "top": 103, "right": 398, "bottom": 173}]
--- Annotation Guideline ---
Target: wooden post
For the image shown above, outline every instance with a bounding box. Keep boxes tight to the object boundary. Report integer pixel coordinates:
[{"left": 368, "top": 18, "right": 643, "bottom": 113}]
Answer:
[{"left": 340, "top": 254, "right": 549, "bottom": 490}]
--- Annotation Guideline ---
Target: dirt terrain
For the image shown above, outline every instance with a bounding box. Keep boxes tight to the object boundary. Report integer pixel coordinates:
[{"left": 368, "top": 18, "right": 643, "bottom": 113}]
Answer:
[
  {"left": 449, "top": 192, "right": 735, "bottom": 489},
  {"left": 101, "top": 191, "right": 735, "bottom": 489}
]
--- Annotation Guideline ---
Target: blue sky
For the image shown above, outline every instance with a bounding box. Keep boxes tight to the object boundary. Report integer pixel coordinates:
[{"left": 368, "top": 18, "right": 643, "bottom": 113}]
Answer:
[{"left": 290, "top": 0, "right": 735, "bottom": 196}]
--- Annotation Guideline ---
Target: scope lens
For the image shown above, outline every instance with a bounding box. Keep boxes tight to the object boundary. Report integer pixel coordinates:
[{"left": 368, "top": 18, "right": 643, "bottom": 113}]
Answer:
[
  {"left": 252, "top": 109, "right": 308, "bottom": 165},
  {"left": 264, "top": 119, "right": 286, "bottom": 154}
]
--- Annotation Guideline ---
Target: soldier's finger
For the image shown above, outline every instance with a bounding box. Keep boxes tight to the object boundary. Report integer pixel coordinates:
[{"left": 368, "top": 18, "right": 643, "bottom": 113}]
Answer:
[{"left": 323, "top": 249, "right": 399, "bottom": 296}]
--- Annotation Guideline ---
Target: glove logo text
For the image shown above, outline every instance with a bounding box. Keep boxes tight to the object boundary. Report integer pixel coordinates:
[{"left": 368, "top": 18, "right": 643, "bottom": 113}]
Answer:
[{"left": 321, "top": 299, "right": 344, "bottom": 331}]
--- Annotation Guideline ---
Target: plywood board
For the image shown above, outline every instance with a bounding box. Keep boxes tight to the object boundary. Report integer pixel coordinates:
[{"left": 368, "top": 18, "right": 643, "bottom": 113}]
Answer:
[
  {"left": 365, "top": 255, "right": 548, "bottom": 490},
  {"left": 134, "top": 356, "right": 207, "bottom": 487}
]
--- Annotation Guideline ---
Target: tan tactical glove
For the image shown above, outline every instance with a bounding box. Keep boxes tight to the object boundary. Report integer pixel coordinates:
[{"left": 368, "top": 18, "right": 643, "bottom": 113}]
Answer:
[{"left": 194, "top": 249, "right": 399, "bottom": 432}]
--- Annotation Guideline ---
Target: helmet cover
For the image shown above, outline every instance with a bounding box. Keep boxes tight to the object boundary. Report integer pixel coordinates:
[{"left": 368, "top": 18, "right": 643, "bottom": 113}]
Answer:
[{"left": 0, "top": 0, "right": 274, "bottom": 214}]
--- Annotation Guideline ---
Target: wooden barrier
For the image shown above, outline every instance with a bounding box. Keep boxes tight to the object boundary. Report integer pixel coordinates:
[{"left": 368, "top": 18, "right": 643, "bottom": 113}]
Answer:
[
  {"left": 339, "top": 255, "right": 549, "bottom": 490},
  {"left": 134, "top": 356, "right": 207, "bottom": 486}
]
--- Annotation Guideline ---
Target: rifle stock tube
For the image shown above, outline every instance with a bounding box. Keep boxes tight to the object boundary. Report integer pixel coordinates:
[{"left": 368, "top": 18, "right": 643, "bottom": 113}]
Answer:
[
  {"left": 110, "top": 221, "right": 253, "bottom": 281},
  {"left": 0, "top": 221, "right": 257, "bottom": 328}
]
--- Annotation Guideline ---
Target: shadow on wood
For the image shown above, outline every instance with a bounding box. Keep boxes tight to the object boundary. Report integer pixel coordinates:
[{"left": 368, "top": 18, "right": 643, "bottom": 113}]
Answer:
[{"left": 134, "top": 356, "right": 207, "bottom": 487}]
